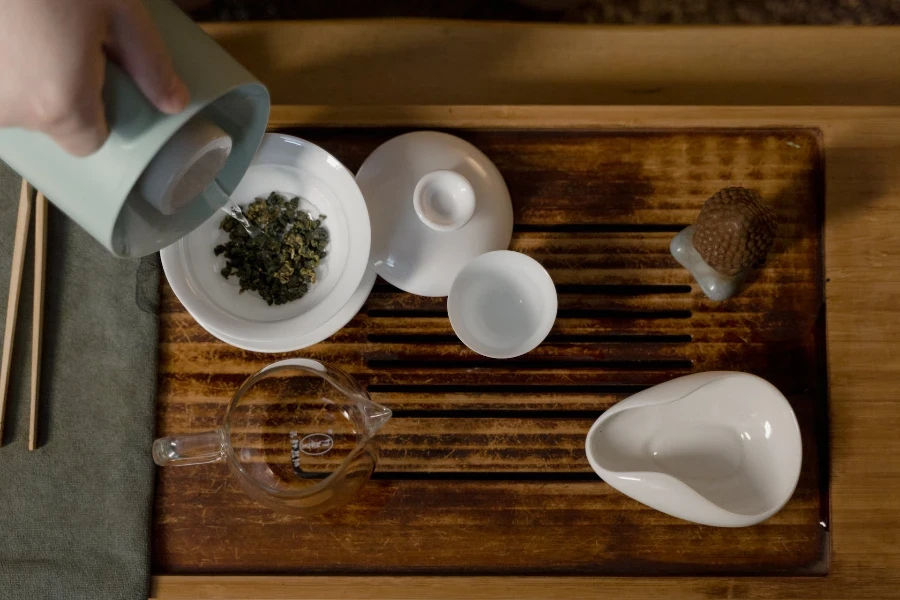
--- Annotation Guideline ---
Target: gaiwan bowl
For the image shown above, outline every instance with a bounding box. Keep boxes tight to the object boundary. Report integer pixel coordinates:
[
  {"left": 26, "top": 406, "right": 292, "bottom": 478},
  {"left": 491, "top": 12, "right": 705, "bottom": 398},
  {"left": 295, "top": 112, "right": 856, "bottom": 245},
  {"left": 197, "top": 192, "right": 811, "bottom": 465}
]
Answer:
[{"left": 161, "top": 133, "right": 371, "bottom": 352}]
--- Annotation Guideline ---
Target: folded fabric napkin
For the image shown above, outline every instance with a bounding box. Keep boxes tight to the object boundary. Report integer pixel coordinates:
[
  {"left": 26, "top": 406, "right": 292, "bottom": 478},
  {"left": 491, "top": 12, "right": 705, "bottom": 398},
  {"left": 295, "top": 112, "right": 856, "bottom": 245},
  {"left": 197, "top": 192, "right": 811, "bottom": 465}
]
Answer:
[{"left": 0, "top": 161, "right": 159, "bottom": 600}]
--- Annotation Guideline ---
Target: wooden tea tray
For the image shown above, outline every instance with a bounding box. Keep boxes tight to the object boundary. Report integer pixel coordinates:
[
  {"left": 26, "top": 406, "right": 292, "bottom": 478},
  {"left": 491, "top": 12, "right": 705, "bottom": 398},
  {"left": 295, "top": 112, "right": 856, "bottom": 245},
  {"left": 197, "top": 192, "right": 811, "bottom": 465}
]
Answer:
[
  {"left": 153, "top": 22, "right": 900, "bottom": 600},
  {"left": 154, "top": 126, "right": 827, "bottom": 576}
]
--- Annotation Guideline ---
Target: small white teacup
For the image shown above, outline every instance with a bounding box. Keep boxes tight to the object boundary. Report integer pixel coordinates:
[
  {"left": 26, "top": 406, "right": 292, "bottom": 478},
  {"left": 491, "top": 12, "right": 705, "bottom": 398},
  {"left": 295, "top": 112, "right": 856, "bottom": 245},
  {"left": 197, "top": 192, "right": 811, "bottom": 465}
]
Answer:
[{"left": 448, "top": 250, "right": 557, "bottom": 359}]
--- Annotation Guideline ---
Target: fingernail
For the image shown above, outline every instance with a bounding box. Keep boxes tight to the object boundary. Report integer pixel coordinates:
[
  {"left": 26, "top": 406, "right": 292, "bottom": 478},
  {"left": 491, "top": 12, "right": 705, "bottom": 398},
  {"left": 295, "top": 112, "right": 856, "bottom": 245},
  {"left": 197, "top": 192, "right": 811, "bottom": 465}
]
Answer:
[{"left": 162, "top": 78, "right": 190, "bottom": 114}]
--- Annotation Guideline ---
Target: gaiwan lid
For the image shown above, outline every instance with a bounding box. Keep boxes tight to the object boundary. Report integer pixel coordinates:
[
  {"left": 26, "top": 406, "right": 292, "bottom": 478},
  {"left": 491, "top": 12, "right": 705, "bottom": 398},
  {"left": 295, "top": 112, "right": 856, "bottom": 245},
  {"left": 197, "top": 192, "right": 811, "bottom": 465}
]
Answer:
[{"left": 355, "top": 131, "right": 514, "bottom": 297}]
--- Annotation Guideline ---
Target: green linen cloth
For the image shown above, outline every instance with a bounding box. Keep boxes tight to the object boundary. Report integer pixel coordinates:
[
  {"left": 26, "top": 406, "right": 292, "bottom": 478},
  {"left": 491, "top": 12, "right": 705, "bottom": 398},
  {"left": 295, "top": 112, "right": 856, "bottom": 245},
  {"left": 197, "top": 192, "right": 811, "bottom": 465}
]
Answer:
[{"left": 0, "top": 161, "right": 158, "bottom": 600}]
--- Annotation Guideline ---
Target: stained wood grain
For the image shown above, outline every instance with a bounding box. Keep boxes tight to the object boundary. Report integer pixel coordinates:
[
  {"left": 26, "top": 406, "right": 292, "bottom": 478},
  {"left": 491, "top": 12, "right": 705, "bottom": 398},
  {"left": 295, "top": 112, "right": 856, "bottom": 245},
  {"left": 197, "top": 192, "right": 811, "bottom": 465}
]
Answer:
[
  {"left": 153, "top": 128, "right": 827, "bottom": 577},
  {"left": 155, "top": 479, "right": 824, "bottom": 576},
  {"left": 202, "top": 22, "right": 900, "bottom": 107}
]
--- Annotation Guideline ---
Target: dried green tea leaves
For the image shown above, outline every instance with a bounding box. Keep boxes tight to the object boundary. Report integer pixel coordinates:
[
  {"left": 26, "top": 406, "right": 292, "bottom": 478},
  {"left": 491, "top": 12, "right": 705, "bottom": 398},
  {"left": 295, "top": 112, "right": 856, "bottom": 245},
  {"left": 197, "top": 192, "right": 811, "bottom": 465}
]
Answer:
[{"left": 214, "top": 192, "right": 329, "bottom": 305}]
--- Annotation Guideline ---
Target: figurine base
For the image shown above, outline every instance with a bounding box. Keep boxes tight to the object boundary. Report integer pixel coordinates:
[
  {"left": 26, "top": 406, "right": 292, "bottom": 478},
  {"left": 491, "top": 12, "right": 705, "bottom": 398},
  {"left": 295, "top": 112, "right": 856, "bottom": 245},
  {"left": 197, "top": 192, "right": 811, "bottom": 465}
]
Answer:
[{"left": 670, "top": 226, "right": 748, "bottom": 301}]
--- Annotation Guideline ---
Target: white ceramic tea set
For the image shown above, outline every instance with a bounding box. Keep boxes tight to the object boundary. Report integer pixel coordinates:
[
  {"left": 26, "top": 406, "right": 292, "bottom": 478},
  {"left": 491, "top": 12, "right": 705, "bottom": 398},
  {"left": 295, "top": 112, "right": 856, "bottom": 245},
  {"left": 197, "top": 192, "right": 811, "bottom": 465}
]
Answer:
[
  {"left": 158, "top": 131, "right": 802, "bottom": 527},
  {"left": 162, "top": 130, "right": 556, "bottom": 358}
]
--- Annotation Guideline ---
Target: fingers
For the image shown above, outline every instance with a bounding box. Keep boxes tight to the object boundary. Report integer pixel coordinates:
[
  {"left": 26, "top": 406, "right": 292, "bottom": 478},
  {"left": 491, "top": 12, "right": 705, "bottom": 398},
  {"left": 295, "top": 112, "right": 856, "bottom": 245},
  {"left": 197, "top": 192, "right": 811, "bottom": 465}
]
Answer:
[
  {"left": 51, "top": 91, "right": 109, "bottom": 156},
  {"left": 31, "top": 46, "right": 110, "bottom": 157},
  {"left": 106, "top": 0, "right": 190, "bottom": 115},
  {"left": 0, "top": 0, "right": 187, "bottom": 156}
]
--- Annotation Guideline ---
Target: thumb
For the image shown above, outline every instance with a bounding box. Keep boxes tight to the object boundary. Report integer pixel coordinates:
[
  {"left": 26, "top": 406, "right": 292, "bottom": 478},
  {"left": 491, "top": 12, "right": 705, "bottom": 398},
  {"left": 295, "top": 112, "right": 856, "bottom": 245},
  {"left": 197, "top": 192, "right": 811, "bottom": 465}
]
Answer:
[
  {"left": 51, "top": 88, "right": 110, "bottom": 157},
  {"left": 106, "top": 0, "right": 190, "bottom": 115},
  {"left": 41, "top": 47, "right": 111, "bottom": 157}
]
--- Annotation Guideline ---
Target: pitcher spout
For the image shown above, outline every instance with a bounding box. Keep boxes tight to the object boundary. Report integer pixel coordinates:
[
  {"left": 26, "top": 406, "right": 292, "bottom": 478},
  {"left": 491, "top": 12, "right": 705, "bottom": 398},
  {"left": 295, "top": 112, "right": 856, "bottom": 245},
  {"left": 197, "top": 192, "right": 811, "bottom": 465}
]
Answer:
[{"left": 361, "top": 401, "right": 392, "bottom": 436}]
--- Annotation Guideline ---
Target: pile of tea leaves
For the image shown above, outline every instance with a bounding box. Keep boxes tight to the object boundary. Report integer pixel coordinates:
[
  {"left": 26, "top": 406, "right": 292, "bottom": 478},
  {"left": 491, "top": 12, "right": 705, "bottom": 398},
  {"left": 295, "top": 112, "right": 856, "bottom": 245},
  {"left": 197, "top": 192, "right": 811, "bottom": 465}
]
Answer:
[{"left": 214, "top": 192, "right": 329, "bottom": 305}]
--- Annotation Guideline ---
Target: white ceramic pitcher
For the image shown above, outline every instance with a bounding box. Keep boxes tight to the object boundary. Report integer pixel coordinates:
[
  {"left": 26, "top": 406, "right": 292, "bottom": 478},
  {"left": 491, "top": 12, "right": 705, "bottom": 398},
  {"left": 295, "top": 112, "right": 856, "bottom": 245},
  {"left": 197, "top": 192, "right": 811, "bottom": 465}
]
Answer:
[{"left": 585, "top": 372, "right": 802, "bottom": 527}]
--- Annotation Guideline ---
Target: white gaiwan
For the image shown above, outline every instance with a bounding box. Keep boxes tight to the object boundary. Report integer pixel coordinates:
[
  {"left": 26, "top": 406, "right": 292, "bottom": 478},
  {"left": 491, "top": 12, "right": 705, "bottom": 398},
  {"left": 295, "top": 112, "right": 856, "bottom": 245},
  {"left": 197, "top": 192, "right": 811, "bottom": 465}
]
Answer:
[
  {"left": 585, "top": 372, "right": 802, "bottom": 527},
  {"left": 355, "top": 131, "right": 514, "bottom": 298},
  {"left": 161, "top": 133, "right": 372, "bottom": 353}
]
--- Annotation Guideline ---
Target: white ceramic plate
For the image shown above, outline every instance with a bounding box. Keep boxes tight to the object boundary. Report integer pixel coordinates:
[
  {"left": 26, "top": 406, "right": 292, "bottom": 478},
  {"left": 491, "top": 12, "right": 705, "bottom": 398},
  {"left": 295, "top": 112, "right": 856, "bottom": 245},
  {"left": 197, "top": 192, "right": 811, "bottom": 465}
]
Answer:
[
  {"left": 199, "top": 267, "right": 377, "bottom": 353},
  {"left": 356, "top": 131, "right": 513, "bottom": 297},
  {"left": 162, "top": 133, "right": 371, "bottom": 349}
]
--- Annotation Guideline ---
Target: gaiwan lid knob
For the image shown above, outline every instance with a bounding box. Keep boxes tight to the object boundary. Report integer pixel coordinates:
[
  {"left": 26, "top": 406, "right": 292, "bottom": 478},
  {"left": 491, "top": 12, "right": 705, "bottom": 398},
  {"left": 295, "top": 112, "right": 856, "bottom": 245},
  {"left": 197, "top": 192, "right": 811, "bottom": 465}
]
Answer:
[{"left": 137, "top": 115, "right": 233, "bottom": 215}]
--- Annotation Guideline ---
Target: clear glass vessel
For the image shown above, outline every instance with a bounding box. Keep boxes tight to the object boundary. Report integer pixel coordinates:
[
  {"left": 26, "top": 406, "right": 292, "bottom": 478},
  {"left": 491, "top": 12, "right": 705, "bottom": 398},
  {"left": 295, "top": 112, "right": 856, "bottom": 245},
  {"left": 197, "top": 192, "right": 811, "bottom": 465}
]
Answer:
[{"left": 152, "top": 359, "right": 392, "bottom": 515}]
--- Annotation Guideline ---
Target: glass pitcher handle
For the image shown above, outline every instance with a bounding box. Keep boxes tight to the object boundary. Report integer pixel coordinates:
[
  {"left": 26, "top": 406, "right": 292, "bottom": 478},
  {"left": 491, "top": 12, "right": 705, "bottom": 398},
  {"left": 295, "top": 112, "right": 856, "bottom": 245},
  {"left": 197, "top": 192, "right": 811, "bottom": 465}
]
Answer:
[{"left": 152, "top": 429, "right": 226, "bottom": 466}]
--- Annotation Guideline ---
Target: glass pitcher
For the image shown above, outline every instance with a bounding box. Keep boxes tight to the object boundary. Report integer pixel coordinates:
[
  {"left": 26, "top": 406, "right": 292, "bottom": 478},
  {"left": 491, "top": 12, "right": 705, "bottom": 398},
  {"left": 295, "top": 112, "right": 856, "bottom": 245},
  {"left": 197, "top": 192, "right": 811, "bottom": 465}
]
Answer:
[{"left": 152, "top": 359, "right": 391, "bottom": 515}]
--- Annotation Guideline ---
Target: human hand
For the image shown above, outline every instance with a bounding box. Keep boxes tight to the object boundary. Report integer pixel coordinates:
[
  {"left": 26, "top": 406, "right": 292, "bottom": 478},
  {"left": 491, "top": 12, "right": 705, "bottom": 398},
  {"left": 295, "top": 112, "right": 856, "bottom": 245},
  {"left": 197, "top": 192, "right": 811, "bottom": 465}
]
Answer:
[{"left": 0, "top": 0, "right": 190, "bottom": 156}]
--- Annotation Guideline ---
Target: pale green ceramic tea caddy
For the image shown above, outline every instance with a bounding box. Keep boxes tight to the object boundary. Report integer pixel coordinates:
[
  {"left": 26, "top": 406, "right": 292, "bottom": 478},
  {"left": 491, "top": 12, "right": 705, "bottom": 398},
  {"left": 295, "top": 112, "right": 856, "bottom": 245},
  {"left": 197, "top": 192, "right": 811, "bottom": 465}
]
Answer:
[{"left": 0, "top": 0, "right": 270, "bottom": 257}]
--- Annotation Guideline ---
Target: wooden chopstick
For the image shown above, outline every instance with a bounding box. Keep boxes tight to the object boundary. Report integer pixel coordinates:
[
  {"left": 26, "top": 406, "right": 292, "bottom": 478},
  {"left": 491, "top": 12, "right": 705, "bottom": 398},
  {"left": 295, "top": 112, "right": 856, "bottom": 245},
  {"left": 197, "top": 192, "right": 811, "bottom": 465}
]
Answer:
[
  {"left": 0, "top": 179, "right": 33, "bottom": 444},
  {"left": 29, "top": 192, "right": 47, "bottom": 451}
]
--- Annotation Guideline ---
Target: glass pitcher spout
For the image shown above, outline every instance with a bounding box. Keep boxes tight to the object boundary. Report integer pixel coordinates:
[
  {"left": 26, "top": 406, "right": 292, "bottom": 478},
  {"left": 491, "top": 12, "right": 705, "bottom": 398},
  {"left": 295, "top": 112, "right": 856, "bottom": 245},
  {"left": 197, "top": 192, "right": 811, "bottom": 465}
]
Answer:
[{"left": 361, "top": 401, "right": 392, "bottom": 437}]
